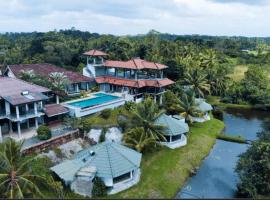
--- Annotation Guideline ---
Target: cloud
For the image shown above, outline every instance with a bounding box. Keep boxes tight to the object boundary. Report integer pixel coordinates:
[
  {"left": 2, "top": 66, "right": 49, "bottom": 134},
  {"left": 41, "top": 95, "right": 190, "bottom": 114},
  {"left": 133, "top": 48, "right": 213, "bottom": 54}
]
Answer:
[{"left": 0, "top": 0, "right": 269, "bottom": 36}]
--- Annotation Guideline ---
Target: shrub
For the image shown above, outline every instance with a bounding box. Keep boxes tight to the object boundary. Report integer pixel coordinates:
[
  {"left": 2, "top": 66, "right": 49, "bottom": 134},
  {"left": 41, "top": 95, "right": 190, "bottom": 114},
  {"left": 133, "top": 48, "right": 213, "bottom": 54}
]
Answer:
[
  {"left": 124, "top": 101, "right": 136, "bottom": 111},
  {"left": 92, "top": 177, "right": 107, "bottom": 198},
  {"left": 117, "top": 117, "right": 129, "bottom": 132},
  {"left": 99, "top": 127, "right": 107, "bottom": 142},
  {"left": 100, "top": 109, "right": 111, "bottom": 119},
  {"left": 37, "top": 125, "right": 52, "bottom": 140}
]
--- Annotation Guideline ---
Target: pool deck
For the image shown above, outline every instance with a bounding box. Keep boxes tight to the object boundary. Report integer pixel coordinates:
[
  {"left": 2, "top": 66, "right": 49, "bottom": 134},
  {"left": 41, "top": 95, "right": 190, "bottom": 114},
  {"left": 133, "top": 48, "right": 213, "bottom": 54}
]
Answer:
[{"left": 62, "top": 92, "right": 126, "bottom": 118}]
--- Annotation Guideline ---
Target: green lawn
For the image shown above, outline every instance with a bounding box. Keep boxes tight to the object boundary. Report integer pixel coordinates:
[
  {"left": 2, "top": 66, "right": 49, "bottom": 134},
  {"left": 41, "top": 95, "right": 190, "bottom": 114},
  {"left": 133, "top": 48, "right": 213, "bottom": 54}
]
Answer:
[
  {"left": 110, "top": 118, "right": 224, "bottom": 199},
  {"left": 82, "top": 107, "right": 131, "bottom": 128},
  {"left": 228, "top": 65, "right": 248, "bottom": 82}
]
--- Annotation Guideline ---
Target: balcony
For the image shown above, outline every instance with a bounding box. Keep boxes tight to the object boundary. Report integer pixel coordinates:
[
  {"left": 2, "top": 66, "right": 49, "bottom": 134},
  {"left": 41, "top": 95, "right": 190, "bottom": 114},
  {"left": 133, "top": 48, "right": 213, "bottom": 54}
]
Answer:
[{"left": 7, "top": 109, "right": 45, "bottom": 122}]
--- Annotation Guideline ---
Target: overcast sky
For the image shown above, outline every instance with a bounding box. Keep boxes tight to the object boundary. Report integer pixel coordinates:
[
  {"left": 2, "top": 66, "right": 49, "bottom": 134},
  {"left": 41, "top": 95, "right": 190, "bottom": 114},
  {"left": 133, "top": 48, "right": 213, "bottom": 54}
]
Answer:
[{"left": 0, "top": 0, "right": 270, "bottom": 36}]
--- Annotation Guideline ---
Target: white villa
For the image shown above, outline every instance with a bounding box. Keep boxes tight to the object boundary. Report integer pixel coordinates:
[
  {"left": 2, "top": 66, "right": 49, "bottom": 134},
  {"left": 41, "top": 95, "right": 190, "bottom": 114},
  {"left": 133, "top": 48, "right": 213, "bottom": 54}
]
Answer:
[
  {"left": 51, "top": 141, "right": 142, "bottom": 196},
  {"left": 155, "top": 113, "right": 189, "bottom": 149}
]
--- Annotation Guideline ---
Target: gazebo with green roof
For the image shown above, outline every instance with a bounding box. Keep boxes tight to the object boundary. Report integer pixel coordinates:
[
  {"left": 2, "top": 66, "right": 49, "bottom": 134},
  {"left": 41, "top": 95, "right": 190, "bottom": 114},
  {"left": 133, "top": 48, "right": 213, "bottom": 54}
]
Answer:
[
  {"left": 51, "top": 141, "right": 142, "bottom": 195},
  {"left": 155, "top": 113, "right": 189, "bottom": 149}
]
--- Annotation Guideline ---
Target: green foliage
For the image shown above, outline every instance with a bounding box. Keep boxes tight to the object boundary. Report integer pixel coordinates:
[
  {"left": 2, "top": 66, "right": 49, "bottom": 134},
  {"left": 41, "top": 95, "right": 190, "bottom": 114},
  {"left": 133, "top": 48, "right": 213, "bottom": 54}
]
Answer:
[
  {"left": 162, "top": 91, "right": 181, "bottom": 115},
  {"left": 178, "top": 90, "right": 203, "bottom": 124},
  {"left": 131, "top": 97, "right": 165, "bottom": 141},
  {"left": 64, "top": 117, "right": 82, "bottom": 130},
  {"left": 226, "top": 66, "right": 270, "bottom": 105},
  {"left": 236, "top": 132, "right": 270, "bottom": 198},
  {"left": 100, "top": 108, "right": 112, "bottom": 119},
  {"left": 0, "top": 139, "right": 50, "bottom": 198},
  {"left": 37, "top": 125, "right": 52, "bottom": 140},
  {"left": 123, "top": 127, "right": 157, "bottom": 153},
  {"left": 92, "top": 177, "right": 107, "bottom": 198},
  {"left": 99, "top": 127, "right": 107, "bottom": 142},
  {"left": 216, "top": 134, "right": 246, "bottom": 144},
  {"left": 124, "top": 101, "right": 136, "bottom": 111}
]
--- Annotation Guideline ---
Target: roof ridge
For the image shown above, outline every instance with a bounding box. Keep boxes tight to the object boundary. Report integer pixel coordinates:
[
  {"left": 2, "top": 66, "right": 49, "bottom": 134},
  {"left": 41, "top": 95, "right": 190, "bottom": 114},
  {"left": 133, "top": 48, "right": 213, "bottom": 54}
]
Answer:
[
  {"left": 105, "top": 143, "right": 115, "bottom": 178},
  {"left": 111, "top": 143, "right": 138, "bottom": 168},
  {"left": 131, "top": 59, "right": 139, "bottom": 70}
]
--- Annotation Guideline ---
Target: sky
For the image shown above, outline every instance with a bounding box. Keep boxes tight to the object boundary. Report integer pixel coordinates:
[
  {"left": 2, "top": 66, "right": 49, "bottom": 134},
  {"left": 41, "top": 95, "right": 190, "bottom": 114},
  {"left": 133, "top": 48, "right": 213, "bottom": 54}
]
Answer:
[{"left": 0, "top": 0, "right": 270, "bottom": 36}]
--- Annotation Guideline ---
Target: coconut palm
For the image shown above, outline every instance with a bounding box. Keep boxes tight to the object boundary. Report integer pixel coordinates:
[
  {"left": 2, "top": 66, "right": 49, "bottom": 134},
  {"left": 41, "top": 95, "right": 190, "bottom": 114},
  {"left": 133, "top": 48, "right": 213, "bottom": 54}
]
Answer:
[
  {"left": 123, "top": 127, "right": 156, "bottom": 153},
  {"left": 0, "top": 139, "right": 46, "bottom": 199},
  {"left": 49, "top": 72, "right": 70, "bottom": 92},
  {"left": 178, "top": 91, "right": 203, "bottom": 124},
  {"left": 184, "top": 69, "right": 210, "bottom": 98},
  {"left": 131, "top": 97, "right": 165, "bottom": 141},
  {"left": 18, "top": 70, "right": 36, "bottom": 81}
]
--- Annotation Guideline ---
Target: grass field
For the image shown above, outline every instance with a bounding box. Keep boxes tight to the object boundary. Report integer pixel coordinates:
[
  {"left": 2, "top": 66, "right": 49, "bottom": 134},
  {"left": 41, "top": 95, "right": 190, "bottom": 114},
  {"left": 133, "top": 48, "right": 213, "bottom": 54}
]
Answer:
[
  {"left": 110, "top": 118, "right": 225, "bottom": 199},
  {"left": 228, "top": 65, "right": 248, "bottom": 82}
]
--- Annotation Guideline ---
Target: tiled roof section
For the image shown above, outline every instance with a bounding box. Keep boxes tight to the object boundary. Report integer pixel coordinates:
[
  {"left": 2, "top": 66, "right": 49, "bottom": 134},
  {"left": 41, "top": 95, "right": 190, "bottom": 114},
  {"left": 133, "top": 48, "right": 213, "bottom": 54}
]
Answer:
[
  {"left": 155, "top": 114, "right": 189, "bottom": 136},
  {"left": 95, "top": 76, "right": 174, "bottom": 88},
  {"left": 44, "top": 104, "right": 69, "bottom": 117},
  {"left": 51, "top": 141, "right": 142, "bottom": 182},
  {"left": 8, "top": 63, "right": 94, "bottom": 83},
  {"left": 104, "top": 58, "right": 168, "bottom": 70},
  {"left": 3, "top": 92, "right": 48, "bottom": 105},
  {"left": 0, "top": 77, "right": 50, "bottom": 97},
  {"left": 83, "top": 49, "right": 108, "bottom": 56}
]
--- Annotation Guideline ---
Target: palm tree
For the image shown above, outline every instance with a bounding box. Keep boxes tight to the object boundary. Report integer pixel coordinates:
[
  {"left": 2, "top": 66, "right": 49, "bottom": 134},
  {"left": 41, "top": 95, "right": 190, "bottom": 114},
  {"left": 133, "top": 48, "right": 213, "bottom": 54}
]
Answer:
[
  {"left": 131, "top": 97, "right": 165, "bottom": 141},
  {"left": 184, "top": 68, "right": 210, "bottom": 98},
  {"left": 0, "top": 139, "right": 46, "bottom": 199},
  {"left": 49, "top": 72, "right": 70, "bottom": 93},
  {"left": 18, "top": 70, "right": 36, "bottom": 81},
  {"left": 178, "top": 91, "right": 203, "bottom": 124},
  {"left": 123, "top": 127, "right": 156, "bottom": 153}
]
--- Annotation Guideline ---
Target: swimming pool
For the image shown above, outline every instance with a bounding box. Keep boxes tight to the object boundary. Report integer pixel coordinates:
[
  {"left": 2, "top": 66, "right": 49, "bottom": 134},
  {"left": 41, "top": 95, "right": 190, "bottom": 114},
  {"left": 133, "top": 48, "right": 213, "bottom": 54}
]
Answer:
[{"left": 68, "top": 93, "right": 121, "bottom": 109}]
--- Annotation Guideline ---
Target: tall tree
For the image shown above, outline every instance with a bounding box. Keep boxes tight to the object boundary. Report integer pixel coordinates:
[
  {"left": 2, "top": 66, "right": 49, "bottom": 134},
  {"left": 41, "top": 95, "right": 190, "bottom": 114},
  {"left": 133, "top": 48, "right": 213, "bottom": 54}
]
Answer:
[
  {"left": 131, "top": 97, "right": 165, "bottom": 141},
  {"left": 0, "top": 139, "right": 46, "bottom": 199}
]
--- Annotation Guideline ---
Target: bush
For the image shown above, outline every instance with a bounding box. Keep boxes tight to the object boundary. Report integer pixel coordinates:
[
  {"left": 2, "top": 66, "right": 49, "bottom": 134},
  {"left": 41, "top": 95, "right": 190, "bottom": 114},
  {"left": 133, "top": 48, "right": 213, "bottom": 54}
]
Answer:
[
  {"left": 117, "top": 118, "right": 129, "bottom": 132},
  {"left": 92, "top": 177, "right": 107, "bottom": 198},
  {"left": 37, "top": 125, "right": 52, "bottom": 140},
  {"left": 99, "top": 127, "right": 107, "bottom": 142},
  {"left": 124, "top": 101, "right": 136, "bottom": 111},
  {"left": 100, "top": 109, "right": 111, "bottom": 119}
]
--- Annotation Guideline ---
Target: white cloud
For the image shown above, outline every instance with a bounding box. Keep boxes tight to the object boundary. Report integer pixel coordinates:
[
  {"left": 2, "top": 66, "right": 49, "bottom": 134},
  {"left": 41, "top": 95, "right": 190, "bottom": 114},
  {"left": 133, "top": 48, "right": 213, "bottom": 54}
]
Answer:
[{"left": 0, "top": 0, "right": 270, "bottom": 36}]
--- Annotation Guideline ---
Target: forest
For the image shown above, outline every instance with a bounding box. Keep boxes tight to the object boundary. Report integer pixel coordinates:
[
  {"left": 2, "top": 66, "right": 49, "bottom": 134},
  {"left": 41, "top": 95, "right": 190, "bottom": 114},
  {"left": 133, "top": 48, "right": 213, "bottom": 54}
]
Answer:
[{"left": 1, "top": 28, "right": 270, "bottom": 105}]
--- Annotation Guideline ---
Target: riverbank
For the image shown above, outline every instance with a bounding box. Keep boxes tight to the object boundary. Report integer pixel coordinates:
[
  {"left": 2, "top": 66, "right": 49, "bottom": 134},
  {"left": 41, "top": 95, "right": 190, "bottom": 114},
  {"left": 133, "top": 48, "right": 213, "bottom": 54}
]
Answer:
[
  {"left": 111, "top": 118, "right": 224, "bottom": 198},
  {"left": 207, "top": 96, "right": 270, "bottom": 110}
]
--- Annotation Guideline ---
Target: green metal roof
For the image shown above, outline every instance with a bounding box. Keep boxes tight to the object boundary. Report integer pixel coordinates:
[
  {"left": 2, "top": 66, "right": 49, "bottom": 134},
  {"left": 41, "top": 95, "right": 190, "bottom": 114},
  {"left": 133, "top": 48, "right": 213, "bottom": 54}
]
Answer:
[
  {"left": 155, "top": 114, "right": 189, "bottom": 136},
  {"left": 50, "top": 141, "right": 142, "bottom": 183},
  {"left": 195, "top": 98, "right": 213, "bottom": 112}
]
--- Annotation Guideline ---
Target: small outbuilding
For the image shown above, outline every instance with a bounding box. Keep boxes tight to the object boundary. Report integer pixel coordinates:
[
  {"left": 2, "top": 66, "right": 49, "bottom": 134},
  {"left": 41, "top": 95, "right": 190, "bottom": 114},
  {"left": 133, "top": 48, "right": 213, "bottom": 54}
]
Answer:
[
  {"left": 193, "top": 98, "right": 213, "bottom": 122},
  {"left": 51, "top": 141, "right": 142, "bottom": 196},
  {"left": 155, "top": 114, "right": 189, "bottom": 149}
]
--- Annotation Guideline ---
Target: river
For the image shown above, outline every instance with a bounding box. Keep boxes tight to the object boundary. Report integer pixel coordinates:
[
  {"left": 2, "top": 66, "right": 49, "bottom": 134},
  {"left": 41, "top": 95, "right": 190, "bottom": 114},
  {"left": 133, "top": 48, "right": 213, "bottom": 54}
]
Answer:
[{"left": 176, "top": 108, "right": 270, "bottom": 198}]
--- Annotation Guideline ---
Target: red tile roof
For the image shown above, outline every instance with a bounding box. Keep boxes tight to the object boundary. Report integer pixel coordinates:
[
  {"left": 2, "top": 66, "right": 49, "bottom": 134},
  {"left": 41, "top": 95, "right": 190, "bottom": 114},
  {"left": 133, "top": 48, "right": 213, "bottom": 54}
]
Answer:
[
  {"left": 44, "top": 104, "right": 69, "bottom": 117},
  {"left": 83, "top": 49, "right": 108, "bottom": 56},
  {"left": 8, "top": 63, "right": 94, "bottom": 83},
  {"left": 95, "top": 77, "right": 174, "bottom": 88},
  {"left": 104, "top": 58, "right": 168, "bottom": 70}
]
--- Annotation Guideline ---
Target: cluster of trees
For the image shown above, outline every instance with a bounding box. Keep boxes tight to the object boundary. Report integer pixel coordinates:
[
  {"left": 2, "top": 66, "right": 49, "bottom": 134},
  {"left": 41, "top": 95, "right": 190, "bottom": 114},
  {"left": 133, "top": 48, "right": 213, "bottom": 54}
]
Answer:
[
  {"left": 225, "top": 66, "right": 270, "bottom": 105},
  {"left": 18, "top": 70, "right": 69, "bottom": 95},
  {"left": 236, "top": 131, "right": 270, "bottom": 198}
]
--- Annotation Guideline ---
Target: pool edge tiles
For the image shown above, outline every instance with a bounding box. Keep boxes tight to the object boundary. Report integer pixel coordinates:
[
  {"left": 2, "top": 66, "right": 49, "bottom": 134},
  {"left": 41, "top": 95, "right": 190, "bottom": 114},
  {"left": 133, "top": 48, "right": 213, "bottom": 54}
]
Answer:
[
  {"left": 68, "top": 94, "right": 121, "bottom": 109},
  {"left": 63, "top": 92, "right": 126, "bottom": 118}
]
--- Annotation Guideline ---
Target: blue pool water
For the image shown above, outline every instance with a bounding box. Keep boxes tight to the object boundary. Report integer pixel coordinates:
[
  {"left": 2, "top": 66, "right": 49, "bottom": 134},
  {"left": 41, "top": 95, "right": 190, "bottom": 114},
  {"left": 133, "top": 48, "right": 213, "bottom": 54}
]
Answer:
[{"left": 68, "top": 93, "right": 120, "bottom": 108}]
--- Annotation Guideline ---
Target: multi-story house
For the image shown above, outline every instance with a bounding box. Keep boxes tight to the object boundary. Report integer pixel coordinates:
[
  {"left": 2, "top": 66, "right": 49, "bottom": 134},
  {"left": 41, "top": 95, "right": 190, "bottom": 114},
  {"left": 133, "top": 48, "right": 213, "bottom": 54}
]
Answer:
[
  {"left": 83, "top": 50, "right": 174, "bottom": 103},
  {"left": 4, "top": 63, "right": 95, "bottom": 96},
  {"left": 0, "top": 77, "right": 69, "bottom": 141}
]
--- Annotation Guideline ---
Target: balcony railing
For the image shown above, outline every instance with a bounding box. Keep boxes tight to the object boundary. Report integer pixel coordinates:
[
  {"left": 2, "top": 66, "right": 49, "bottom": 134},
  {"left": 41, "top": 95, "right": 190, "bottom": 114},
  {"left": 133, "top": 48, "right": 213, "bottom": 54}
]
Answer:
[{"left": 7, "top": 109, "right": 44, "bottom": 121}]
